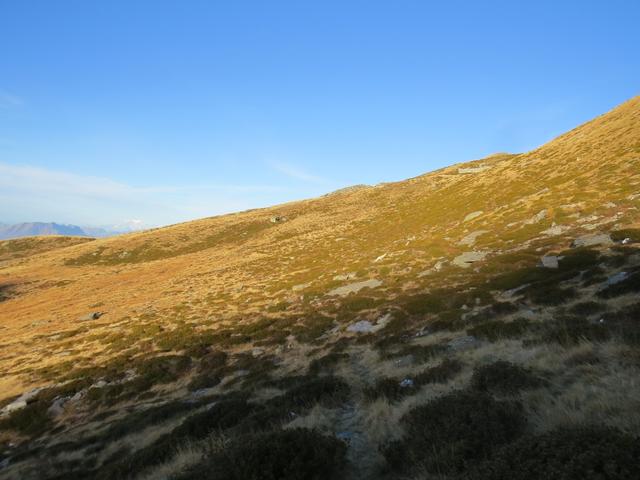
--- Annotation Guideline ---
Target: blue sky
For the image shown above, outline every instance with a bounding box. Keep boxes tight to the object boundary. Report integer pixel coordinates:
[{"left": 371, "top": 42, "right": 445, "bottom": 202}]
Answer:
[{"left": 1, "top": 1, "right": 638, "bottom": 227}]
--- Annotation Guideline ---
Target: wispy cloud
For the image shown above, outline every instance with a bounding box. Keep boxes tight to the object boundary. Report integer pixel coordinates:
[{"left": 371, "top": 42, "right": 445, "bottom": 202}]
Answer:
[
  {"left": 0, "top": 91, "right": 24, "bottom": 108},
  {"left": 269, "top": 160, "right": 327, "bottom": 184},
  {"left": 0, "top": 162, "right": 288, "bottom": 226}
]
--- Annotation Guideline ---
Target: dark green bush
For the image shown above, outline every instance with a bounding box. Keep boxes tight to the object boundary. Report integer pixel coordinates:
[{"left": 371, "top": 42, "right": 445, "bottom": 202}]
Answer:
[
  {"left": 471, "top": 361, "right": 547, "bottom": 394},
  {"left": 243, "top": 376, "right": 350, "bottom": 430},
  {"left": 380, "top": 343, "right": 446, "bottom": 363},
  {"left": 291, "top": 315, "right": 335, "bottom": 344},
  {"left": 97, "top": 398, "right": 255, "bottom": 479},
  {"left": 308, "top": 352, "right": 349, "bottom": 375},
  {"left": 188, "top": 373, "right": 221, "bottom": 391},
  {"left": 176, "top": 428, "right": 347, "bottom": 480},
  {"left": 464, "top": 426, "right": 640, "bottom": 480},
  {"left": 0, "top": 400, "right": 51, "bottom": 436},
  {"left": 467, "top": 318, "right": 530, "bottom": 341},
  {"left": 402, "top": 293, "right": 445, "bottom": 315},
  {"left": 611, "top": 228, "right": 640, "bottom": 243},
  {"left": 539, "top": 316, "right": 610, "bottom": 345},
  {"left": 365, "top": 358, "right": 463, "bottom": 401},
  {"left": 569, "top": 301, "right": 606, "bottom": 315},
  {"left": 414, "top": 358, "right": 464, "bottom": 384},
  {"left": 382, "top": 390, "right": 526, "bottom": 474},
  {"left": 525, "top": 284, "right": 577, "bottom": 306}
]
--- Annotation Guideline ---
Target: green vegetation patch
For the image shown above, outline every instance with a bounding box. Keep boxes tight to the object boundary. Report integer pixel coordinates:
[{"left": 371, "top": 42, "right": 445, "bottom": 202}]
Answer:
[
  {"left": 470, "top": 361, "right": 547, "bottom": 394},
  {"left": 365, "top": 358, "right": 463, "bottom": 402},
  {"left": 382, "top": 390, "right": 526, "bottom": 475},
  {"left": 467, "top": 318, "right": 530, "bottom": 342},
  {"left": 465, "top": 426, "right": 640, "bottom": 480},
  {"left": 176, "top": 428, "right": 348, "bottom": 480}
]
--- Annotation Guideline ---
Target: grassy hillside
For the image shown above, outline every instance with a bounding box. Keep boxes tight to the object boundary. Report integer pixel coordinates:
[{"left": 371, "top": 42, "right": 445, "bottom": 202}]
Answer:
[{"left": 1, "top": 96, "right": 639, "bottom": 479}]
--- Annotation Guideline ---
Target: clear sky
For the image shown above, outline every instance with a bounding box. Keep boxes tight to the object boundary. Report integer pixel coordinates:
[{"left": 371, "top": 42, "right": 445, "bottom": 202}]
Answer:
[{"left": 1, "top": 1, "right": 638, "bottom": 228}]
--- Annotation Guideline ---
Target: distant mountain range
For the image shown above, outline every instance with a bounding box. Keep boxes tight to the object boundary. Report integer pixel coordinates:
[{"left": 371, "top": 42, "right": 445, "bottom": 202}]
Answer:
[{"left": 0, "top": 222, "right": 138, "bottom": 240}]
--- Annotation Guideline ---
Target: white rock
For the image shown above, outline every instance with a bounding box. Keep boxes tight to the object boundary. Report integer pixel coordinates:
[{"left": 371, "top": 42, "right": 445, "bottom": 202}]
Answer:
[
  {"left": 571, "top": 233, "right": 613, "bottom": 248},
  {"left": 0, "top": 387, "right": 44, "bottom": 416},
  {"left": 453, "top": 251, "right": 488, "bottom": 268},
  {"left": 459, "top": 230, "right": 488, "bottom": 247},
  {"left": 373, "top": 253, "right": 387, "bottom": 263},
  {"left": 605, "top": 271, "right": 628, "bottom": 286},
  {"left": 328, "top": 279, "right": 382, "bottom": 296},
  {"left": 540, "top": 255, "right": 559, "bottom": 269},
  {"left": 48, "top": 397, "right": 67, "bottom": 418},
  {"left": 399, "top": 378, "right": 414, "bottom": 388},
  {"left": 292, "top": 283, "right": 310, "bottom": 292},
  {"left": 524, "top": 209, "right": 547, "bottom": 225},
  {"left": 346, "top": 320, "right": 375, "bottom": 333},
  {"left": 448, "top": 335, "right": 481, "bottom": 351},
  {"left": 542, "top": 224, "right": 571, "bottom": 236},
  {"left": 463, "top": 211, "right": 483, "bottom": 222},
  {"left": 458, "top": 165, "right": 490, "bottom": 174}
]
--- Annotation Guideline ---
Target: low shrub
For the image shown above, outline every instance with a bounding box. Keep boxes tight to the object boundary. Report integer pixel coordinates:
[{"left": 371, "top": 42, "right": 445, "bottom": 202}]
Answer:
[
  {"left": 365, "top": 358, "right": 463, "bottom": 402},
  {"left": 464, "top": 426, "right": 640, "bottom": 480},
  {"left": 467, "top": 318, "right": 530, "bottom": 341},
  {"left": 379, "top": 343, "right": 446, "bottom": 363},
  {"left": 414, "top": 358, "right": 464, "bottom": 385},
  {"left": 382, "top": 390, "right": 526, "bottom": 474},
  {"left": 308, "top": 352, "right": 349, "bottom": 375},
  {"left": 96, "top": 397, "right": 255, "bottom": 479},
  {"left": 539, "top": 315, "right": 610, "bottom": 345},
  {"left": 569, "top": 301, "right": 606, "bottom": 316},
  {"left": 402, "top": 293, "right": 445, "bottom": 315},
  {"left": 471, "top": 361, "right": 547, "bottom": 394},
  {"left": 0, "top": 400, "right": 52, "bottom": 436},
  {"left": 176, "top": 428, "right": 348, "bottom": 480}
]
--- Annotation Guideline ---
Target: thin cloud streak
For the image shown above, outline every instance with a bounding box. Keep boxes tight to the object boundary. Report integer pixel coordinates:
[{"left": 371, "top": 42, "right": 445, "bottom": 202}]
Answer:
[
  {"left": 0, "top": 162, "right": 292, "bottom": 226},
  {"left": 269, "top": 160, "right": 327, "bottom": 184},
  {"left": 0, "top": 91, "right": 23, "bottom": 108}
]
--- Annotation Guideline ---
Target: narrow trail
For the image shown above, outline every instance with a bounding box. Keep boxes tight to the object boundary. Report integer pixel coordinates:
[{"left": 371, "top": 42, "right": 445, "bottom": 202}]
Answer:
[{"left": 335, "top": 349, "right": 381, "bottom": 480}]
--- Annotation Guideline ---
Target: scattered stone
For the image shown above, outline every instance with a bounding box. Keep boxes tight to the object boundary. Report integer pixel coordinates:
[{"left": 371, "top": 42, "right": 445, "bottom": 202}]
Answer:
[
  {"left": 328, "top": 279, "right": 382, "bottom": 296},
  {"left": 542, "top": 224, "right": 571, "bottom": 236},
  {"left": 622, "top": 237, "right": 633, "bottom": 245},
  {"left": 463, "top": 211, "right": 483, "bottom": 222},
  {"left": 291, "top": 283, "right": 310, "bottom": 292},
  {"left": 91, "top": 380, "right": 108, "bottom": 389},
  {"left": 78, "top": 311, "right": 104, "bottom": 321},
  {"left": 458, "top": 165, "right": 490, "bottom": 174},
  {"left": 47, "top": 397, "right": 68, "bottom": 418},
  {"left": 605, "top": 272, "right": 628, "bottom": 286},
  {"left": 399, "top": 378, "right": 414, "bottom": 388},
  {"left": 540, "top": 255, "right": 559, "bottom": 269},
  {"left": 524, "top": 209, "right": 547, "bottom": 225},
  {"left": 346, "top": 320, "right": 375, "bottom": 333},
  {"left": 269, "top": 215, "right": 287, "bottom": 223},
  {"left": 448, "top": 335, "right": 481, "bottom": 351},
  {"left": 0, "top": 387, "right": 44, "bottom": 416},
  {"left": 346, "top": 313, "right": 391, "bottom": 334},
  {"left": 393, "top": 355, "right": 415, "bottom": 367},
  {"left": 459, "top": 230, "right": 488, "bottom": 247},
  {"left": 252, "top": 348, "right": 265, "bottom": 357},
  {"left": 418, "top": 260, "right": 447, "bottom": 277},
  {"left": 336, "top": 431, "right": 354, "bottom": 443},
  {"left": 453, "top": 251, "right": 488, "bottom": 268},
  {"left": 373, "top": 253, "right": 387, "bottom": 263},
  {"left": 571, "top": 233, "right": 613, "bottom": 248}
]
